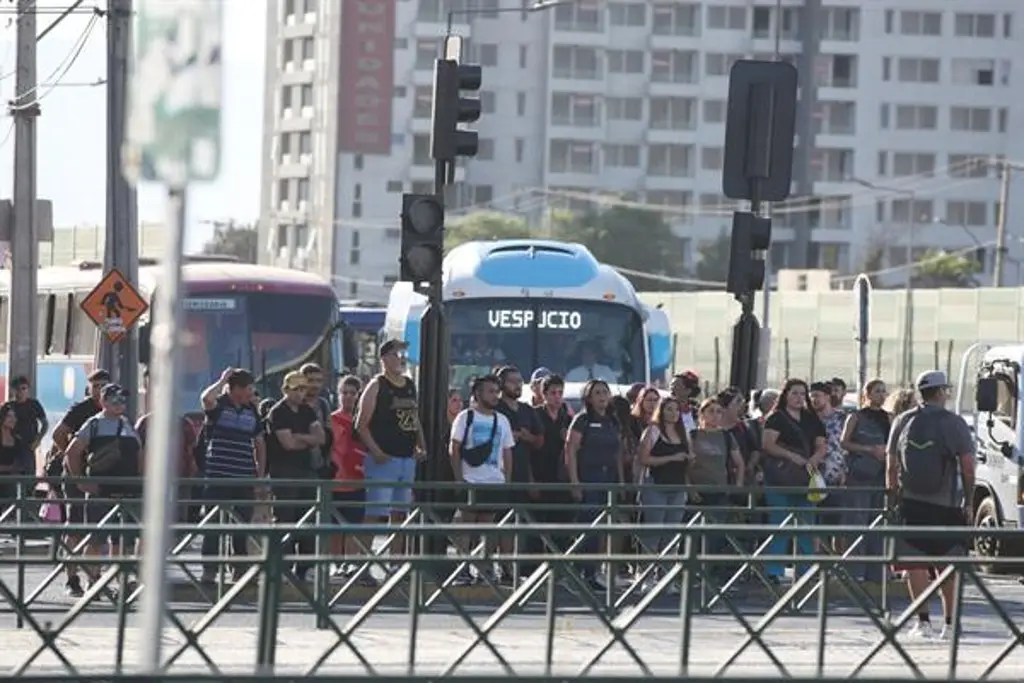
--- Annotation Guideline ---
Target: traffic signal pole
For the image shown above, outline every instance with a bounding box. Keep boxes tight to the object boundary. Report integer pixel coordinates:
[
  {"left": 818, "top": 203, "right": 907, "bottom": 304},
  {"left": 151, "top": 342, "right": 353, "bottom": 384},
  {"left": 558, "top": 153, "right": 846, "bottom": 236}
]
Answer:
[{"left": 721, "top": 63, "right": 797, "bottom": 396}]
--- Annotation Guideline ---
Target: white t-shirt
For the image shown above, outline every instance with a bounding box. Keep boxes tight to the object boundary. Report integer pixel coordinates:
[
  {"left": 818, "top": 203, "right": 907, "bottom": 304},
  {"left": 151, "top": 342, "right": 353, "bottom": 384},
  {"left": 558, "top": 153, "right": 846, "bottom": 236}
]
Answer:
[
  {"left": 564, "top": 363, "right": 618, "bottom": 383},
  {"left": 450, "top": 408, "right": 515, "bottom": 484}
]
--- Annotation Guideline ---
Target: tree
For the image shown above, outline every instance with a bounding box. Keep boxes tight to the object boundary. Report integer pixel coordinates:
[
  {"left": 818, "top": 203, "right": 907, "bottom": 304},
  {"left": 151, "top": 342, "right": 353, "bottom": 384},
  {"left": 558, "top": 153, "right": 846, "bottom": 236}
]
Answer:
[
  {"left": 202, "top": 221, "right": 258, "bottom": 263},
  {"left": 548, "top": 206, "right": 691, "bottom": 289},
  {"left": 694, "top": 228, "right": 731, "bottom": 286},
  {"left": 912, "top": 249, "right": 980, "bottom": 288},
  {"left": 854, "top": 234, "right": 887, "bottom": 288},
  {"left": 445, "top": 211, "right": 532, "bottom": 252}
]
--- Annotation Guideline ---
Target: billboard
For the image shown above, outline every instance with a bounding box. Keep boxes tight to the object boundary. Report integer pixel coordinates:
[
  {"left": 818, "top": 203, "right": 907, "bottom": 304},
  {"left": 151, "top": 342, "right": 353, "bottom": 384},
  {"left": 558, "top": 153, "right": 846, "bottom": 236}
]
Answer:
[{"left": 337, "top": 0, "right": 396, "bottom": 155}]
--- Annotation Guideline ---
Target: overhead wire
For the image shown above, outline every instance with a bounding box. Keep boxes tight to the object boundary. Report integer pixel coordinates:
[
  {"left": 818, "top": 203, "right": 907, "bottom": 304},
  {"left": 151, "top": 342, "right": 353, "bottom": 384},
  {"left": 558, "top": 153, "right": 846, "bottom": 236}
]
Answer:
[{"left": 9, "top": 8, "right": 99, "bottom": 111}]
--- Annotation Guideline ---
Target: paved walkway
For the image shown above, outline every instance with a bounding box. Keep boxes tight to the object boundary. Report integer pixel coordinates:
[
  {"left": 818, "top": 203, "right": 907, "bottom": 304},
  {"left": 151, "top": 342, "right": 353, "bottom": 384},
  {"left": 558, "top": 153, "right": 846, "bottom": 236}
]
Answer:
[{"left": 0, "top": 612, "right": 1021, "bottom": 677}]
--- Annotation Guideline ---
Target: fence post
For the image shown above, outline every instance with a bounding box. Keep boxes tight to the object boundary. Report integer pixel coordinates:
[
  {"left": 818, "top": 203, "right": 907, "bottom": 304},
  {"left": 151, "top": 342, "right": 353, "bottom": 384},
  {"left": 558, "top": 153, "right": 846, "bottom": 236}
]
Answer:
[
  {"left": 945, "top": 339, "right": 955, "bottom": 378},
  {"left": 256, "top": 533, "right": 283, "bottom": 672},
  {"left": 713, "top": 336, "right": 721, "bottom": 389},
  {"left": 932, "top": 340, "right": 940, "bottom": 370},
  {"left": 875, "top": 338, "right": 883, "bottom": 378},
  {"left": 784, "top": 337, "right": 791, "bottom": 378},
  {"left": 670, "top": 332, "right": 678, "bottom": 376}
]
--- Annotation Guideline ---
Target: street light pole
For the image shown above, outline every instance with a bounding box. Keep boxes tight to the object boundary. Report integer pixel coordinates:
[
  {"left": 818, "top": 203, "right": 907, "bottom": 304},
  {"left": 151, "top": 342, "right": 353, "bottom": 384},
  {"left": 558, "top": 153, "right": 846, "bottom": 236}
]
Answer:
[{"left": 850, "top": 177, "right": 916, "bottom": 385}]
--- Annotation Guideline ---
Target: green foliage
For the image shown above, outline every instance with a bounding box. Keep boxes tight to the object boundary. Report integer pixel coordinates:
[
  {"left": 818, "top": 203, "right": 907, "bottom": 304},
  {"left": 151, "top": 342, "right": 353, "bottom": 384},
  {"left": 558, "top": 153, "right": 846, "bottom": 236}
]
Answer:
[
  {"left": 694, "top": 228, "right": 731, "bottom": 285},
  {"left": 912, "top": 249, "right": 980, "bottom": 288},
  {"left": 447, "top": 206, "right": 691, "bottom": 290},
  {"left": 202, "top": 221, "right": 258, "bottom": 263},
  {"left": 445, "top": 211, "right": 534, "bottom": 252}
]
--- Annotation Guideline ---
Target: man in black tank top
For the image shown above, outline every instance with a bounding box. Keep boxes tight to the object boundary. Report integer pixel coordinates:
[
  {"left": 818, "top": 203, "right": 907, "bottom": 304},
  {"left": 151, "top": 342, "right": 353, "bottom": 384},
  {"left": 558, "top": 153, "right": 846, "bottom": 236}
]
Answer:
[{"left": 356, "top": 340, "right": 425, "bottom": 546}]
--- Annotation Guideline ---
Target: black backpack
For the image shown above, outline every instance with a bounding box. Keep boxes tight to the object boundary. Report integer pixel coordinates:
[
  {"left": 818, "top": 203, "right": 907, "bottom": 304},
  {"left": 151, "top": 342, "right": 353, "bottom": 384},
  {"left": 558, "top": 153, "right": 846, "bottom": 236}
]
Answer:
[
  {"left": 899, "top": 407, "right": 952, "bottom": 497},
  {"left": 460, "top": 410, "right": 498, "bottom": 468}
]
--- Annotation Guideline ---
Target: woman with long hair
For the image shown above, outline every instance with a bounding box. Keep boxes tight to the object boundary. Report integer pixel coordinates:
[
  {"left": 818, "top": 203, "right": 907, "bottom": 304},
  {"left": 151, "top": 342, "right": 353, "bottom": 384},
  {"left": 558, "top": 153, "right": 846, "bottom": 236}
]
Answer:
[
  {"left": 840, "top": 379, "right": 891, "bottom": 582},
  {"left": 636, "top": 396, "right": 693, "bottom": 591},
  {"left": 760, "top": 379, "right": 826, "bottom": 581},
  {"left": 564, "top": 379, "right": 624, "bottom": 591},
  {"left": 884, "top": 388, "right": 916, "bottom": 417},
  {"left": 0, "top": 402, "right": 22, "bottom": 509}
]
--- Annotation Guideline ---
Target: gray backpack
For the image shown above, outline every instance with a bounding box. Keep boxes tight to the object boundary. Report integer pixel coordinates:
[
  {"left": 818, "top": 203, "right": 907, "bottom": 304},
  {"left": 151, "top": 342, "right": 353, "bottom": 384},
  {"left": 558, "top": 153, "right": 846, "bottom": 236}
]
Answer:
[{"left": 899, "top": 407, "right": 952, "bottom": 496}]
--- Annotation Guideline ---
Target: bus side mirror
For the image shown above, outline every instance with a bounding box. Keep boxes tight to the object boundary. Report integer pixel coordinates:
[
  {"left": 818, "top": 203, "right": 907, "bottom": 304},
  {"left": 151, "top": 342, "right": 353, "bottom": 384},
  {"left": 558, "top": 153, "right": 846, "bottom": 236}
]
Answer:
[
  {"left": 138, "top": 324, "right": 151, "bottom": 365},
  {"left": 976, "top": 377, "right": 998, "bottom": 413}
]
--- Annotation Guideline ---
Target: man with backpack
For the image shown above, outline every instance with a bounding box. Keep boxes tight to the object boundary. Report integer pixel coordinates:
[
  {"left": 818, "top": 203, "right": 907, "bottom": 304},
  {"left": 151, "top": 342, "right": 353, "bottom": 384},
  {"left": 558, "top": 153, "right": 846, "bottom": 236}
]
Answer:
[
  {"left": 63, "top": 384, "right": 143, "bottom": 591},
  {"left": 886, "top": 370, "right": 975, "bottom": 640}
]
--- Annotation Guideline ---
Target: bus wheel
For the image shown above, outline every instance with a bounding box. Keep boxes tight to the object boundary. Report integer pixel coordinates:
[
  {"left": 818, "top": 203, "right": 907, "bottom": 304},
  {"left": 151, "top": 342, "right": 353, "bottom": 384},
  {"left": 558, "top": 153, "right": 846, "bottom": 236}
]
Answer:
[{"left": 973, "top": 497, "right": 1020, "bottom": 574}]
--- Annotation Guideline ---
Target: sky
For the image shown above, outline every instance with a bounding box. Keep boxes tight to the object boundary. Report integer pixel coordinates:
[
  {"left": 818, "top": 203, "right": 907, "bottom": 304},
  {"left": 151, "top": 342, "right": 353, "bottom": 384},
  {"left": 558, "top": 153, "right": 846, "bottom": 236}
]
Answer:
[{"left": 0, "top": 0, "right": 267, "bottom": 251}]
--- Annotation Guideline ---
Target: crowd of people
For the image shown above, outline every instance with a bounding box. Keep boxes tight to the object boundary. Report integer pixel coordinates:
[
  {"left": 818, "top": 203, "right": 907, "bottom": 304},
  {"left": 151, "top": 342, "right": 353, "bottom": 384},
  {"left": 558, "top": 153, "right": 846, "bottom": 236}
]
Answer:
[{"left": 0, "top": 338, "right": 976, "bottom": 639}]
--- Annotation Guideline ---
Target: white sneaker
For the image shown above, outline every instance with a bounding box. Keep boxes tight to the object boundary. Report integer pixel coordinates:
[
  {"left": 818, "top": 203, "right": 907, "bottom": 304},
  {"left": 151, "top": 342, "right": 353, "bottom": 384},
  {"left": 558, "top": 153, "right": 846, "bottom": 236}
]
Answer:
[
  {"left": 937, "top": 624, "right": 954, "bottom": 641},
  {"left": 906, "top": 621, "right": 935, "bottom": 639}
]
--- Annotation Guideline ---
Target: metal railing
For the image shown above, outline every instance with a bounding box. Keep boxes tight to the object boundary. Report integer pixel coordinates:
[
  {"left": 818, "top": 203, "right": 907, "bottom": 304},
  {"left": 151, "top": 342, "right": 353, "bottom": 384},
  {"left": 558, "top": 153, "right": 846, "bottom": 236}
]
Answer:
[{"left": 0, "top": 475, "right": 1019, "bottom": 681}]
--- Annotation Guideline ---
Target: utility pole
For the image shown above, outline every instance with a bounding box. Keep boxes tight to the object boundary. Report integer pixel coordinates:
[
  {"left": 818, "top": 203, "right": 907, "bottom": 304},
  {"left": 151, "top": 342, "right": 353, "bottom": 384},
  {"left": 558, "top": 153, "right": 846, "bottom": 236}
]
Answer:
[
  {"left": 99, "top": 0, "right": 140, "bottom": 418},
  {"left": 6, "top": 0, "right": 39, "bottom": 389},
  {"left": 993, "top": 158, "right": 1012, "bottom": 287}
]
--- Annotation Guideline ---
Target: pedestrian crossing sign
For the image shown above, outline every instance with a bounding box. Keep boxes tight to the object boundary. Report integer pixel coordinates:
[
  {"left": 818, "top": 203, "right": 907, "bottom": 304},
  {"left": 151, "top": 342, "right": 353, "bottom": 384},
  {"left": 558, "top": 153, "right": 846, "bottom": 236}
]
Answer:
[{"left": 80, "top": 269, "right": 149, "bottom": 343}]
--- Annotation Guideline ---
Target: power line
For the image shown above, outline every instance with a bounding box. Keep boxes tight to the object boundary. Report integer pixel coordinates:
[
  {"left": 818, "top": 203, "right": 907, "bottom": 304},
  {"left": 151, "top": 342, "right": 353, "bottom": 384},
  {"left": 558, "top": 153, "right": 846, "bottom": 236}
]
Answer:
[{"left": 8, "top": 9, "right": 98, "bottom": 110}]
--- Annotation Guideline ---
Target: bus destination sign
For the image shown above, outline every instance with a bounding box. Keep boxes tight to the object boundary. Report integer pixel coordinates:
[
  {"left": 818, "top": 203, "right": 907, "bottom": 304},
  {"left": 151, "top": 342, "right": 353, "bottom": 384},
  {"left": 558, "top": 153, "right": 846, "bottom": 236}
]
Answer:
[{"left": 488, "top": 309, "right": 583, "bottom": 330}]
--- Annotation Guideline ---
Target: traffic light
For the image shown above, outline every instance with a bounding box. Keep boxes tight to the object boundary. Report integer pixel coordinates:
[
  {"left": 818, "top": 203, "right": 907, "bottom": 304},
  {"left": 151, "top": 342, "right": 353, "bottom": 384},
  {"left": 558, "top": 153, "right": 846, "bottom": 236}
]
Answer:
[
  {"left": 726, "top": 212, "right": 772, "bottom": 294},
  {"left": 400, "top": 193, "right": 445, "bottom": 291},
  {"left": 430, "top": 58, "right": 482, "bottom": 162}
]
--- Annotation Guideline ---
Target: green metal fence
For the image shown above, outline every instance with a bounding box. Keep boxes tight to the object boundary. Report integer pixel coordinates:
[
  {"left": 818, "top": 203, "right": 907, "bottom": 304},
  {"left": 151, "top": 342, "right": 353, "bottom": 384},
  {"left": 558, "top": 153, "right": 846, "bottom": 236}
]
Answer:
[{"left": 0, "top": 475, "right": 1019, "bottom": 681}]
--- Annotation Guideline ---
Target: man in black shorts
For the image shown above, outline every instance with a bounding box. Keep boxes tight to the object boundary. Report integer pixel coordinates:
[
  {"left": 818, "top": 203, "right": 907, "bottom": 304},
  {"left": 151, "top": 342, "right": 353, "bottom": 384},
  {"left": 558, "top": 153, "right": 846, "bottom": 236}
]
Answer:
[{"left": 886, "top": 370, "right": 975, "bottom": 640}]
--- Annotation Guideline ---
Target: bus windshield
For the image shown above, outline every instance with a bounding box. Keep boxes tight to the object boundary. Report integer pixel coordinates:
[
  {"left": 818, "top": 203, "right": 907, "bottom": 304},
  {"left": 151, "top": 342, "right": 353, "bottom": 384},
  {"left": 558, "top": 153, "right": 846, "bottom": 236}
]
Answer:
[
  {"left": 180, "top": 293, "right": 335, "bottom": 413},
  {"left": 446, "top": 298, "right": 646, "bottom": 392}
]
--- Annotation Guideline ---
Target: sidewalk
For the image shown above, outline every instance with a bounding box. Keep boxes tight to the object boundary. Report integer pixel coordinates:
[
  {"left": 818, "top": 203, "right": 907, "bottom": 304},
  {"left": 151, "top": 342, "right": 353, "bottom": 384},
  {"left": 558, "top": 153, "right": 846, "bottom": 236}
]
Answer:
[{"left": 0, "top": 612, "right": 1020, "bottom": 677}]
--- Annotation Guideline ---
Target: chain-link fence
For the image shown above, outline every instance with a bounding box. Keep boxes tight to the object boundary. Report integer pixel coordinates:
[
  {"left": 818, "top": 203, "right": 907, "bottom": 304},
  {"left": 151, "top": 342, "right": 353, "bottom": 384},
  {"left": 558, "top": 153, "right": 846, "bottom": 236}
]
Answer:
[{"left": 673, "top": 334, "right": 994, "bottom": 394}]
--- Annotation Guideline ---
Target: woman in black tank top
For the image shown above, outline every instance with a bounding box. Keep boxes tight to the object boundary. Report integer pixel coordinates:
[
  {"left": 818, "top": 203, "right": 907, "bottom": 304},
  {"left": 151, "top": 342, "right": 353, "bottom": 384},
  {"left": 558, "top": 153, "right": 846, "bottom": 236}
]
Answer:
[
  {"left": 636, "top": 397, "right": 694, "bottom": 591},
  {"left": 0, "top": 403, "right": 24, "bottom": 509}
]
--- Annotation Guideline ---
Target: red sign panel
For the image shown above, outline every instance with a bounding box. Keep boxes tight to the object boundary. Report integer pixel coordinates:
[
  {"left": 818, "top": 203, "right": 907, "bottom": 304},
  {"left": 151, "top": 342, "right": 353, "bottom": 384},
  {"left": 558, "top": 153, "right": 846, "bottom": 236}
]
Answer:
[{"left": 337, "top": 0, "right": 396, "bottom": 155}]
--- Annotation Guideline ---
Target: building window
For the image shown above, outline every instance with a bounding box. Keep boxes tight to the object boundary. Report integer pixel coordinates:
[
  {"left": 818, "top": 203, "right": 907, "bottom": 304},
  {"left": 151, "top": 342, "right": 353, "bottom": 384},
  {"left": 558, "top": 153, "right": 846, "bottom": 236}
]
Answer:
[
  {"left": 896, "top": 57, "right": 940, "bottom": 83},
  {"left": 895, "top": 11, "right": 941, "bottom": 36},
  {"left": 415, "top": 40, "right": 440, "bottom": 70},
  {"left": 649, "top": 96, "right": 697, "bottom": 130},
  {"left": 948, "top": 155, "right": 989, "bottom": 178},
  {"left": 811, "top": 148, "right": 854, "bottom": 182},
  {"left": 946, "top": 200, "right": 988, "bottom": 227},
  {"left": 651, "top": 50, "right": 697, "bottom": 83},
  {"left": 480, "top": 91, "right": 496, "bottom": 114},
  {"left": 477, "top": 43, "right": 498, "bottom": 67},
  {"left": 819, "top": 7, "right": 860, "bottom": 41},
  {"left": 705, "top": 53, "right": 743, "bottom": 77},
  {"left": 702, "top": 99, "right": 726, "bottom": 123},
  {"left": 700, "top": 146, "right": 723, "bottom": 171},
  {"left": 951, "top": 58, "right": 995, "bottom": 86},
  {"left": 412, "top": 134, "right": 431, "bottom": 166},
  {"left": 706, "top": 5, "right": 746, "bottom": 30},
  {"left": 607, "top": 50, "right": 644, "bottom": 74},
  {"left": 891, "top": 198, "right": 934, "bottom": 224},
  {"left": 606, "top": 96, "right": 642, "bottom": 121},
  {"left": 950, "top": 106, "right": 992, "bottom": 132},
  {"left": 386, "top": 180, "right": 403, "bottom": 193},
  {"left": 554, "top": 1, "right": 602, "bottom": 32},
  {"left": 548, "top": 140, "right": 597, "bottom": 174},
  {"left": 550, "top": 93, "right": 599, "bottom": 127},
  {"left": 891, "top": 152, "right": 936, "bottom": 177},
  {"left": 604, "top": 143, "right": 640, "bottom": 168},
  {"left": 477, "top": 138, "right": 495, "bottom": 160},
  {"left": 815, "top": 101, "right": 856, "bottom": 135},
  {"left": 954, "top": 13, "right": 996, "bottom": 38},
  {"left": 552, "top": 45, "right": 601, "bottom": 80},
  {"left": 413, "top": 86, "right": 432, "bottom": 119},
  {"left": 653, "top": 2, "right": 699, "bottom": 36},
  {"left": 894, "top": 104, "right": 938, "bottom": 130},
  {"left": 609, "top": 2, "right": 646, "bottom": 27},
  {"left": 816, "top": 54, "right": 857, "bottom": 88},
  {"left": 647, "top": 144, "right": 694, "bottom": 178}
]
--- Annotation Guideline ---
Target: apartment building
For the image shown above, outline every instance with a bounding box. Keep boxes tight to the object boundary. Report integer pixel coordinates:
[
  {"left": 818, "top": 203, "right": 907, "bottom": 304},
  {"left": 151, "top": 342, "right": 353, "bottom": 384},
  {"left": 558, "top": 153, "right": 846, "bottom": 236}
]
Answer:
[{"left": 259, "top": 0, "right": 1024, "bottom": 300}]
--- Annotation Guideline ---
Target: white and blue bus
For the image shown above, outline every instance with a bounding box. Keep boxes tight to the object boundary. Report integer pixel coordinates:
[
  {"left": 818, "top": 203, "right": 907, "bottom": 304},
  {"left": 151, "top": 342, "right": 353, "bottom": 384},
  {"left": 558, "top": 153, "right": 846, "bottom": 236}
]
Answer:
[{"left": 385, "top": 240, "right": 672, "bottom": 393}]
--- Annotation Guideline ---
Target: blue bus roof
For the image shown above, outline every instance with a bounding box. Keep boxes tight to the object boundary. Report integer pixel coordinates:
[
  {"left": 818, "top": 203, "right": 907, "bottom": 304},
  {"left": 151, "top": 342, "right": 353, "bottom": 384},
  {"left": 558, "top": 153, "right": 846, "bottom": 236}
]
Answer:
[{"left": 339, "top": 306, "right": 386, "bottom": 332}]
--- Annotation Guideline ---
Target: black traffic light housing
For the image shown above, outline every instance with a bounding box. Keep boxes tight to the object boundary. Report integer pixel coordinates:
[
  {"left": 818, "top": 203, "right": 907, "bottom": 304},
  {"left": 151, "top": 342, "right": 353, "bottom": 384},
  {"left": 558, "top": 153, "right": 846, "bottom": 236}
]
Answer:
[
  {"left": 400, "top": 193, "right": 445, "bottom": 294},
  {"left": 430, "top": 59, "right": 482, "bottom": 162},
  {"left": 726, "top": 212, "right": 772, "bottom": 294}
]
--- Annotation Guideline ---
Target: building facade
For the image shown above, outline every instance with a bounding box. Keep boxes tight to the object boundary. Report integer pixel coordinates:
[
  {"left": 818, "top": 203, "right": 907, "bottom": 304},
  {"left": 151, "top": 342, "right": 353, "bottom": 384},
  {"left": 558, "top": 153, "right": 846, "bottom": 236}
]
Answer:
[{"left": 259, "top": 0, "right": 1024, "bottom": 301}]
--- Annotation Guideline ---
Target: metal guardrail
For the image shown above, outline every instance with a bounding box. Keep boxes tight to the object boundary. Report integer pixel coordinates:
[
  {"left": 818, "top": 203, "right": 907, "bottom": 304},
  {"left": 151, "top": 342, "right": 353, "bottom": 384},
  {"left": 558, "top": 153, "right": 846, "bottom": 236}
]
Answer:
[{"left": 0, "top": 475, "right": 1017, "bottom": 681}]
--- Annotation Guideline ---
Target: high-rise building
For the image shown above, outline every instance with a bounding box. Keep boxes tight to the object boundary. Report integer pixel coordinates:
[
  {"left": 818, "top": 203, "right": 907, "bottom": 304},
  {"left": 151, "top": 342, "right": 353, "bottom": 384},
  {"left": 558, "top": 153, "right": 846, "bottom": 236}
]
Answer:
[{"left": 260, "top": 1, "right": 1024, "bottom": 299}]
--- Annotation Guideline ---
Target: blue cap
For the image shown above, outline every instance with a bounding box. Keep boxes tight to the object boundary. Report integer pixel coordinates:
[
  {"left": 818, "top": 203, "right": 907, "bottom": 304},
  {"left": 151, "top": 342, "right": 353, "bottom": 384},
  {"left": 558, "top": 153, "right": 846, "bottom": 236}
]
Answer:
[{"left": 530, "top": 367, "right": 552, "bottom": 383}]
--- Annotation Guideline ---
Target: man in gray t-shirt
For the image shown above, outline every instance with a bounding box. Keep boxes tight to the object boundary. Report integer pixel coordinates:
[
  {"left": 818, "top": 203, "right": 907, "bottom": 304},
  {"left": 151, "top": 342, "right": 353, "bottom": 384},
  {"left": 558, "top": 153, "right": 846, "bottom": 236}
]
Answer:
[{"left": 885, "top": 370, "right": 975, "bottom": 640}]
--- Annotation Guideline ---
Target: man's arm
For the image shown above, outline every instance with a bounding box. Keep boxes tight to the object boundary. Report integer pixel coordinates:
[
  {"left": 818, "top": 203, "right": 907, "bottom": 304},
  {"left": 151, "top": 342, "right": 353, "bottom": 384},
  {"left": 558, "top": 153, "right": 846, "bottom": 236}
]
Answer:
[
  {"left": 356, "top": 379, "right": 387, "bottom": 460},
  {"left": 885, "top": 414, "right": 904, "bottom": 492},
  {"left": 33, "top": 400, "right": 48, "bottom": 446},
  {"left": 201, "top": 369, "right": 232, "bottom": 410},
  {"left": 253, "top": 435, "right": 267, "bottom": 478}
]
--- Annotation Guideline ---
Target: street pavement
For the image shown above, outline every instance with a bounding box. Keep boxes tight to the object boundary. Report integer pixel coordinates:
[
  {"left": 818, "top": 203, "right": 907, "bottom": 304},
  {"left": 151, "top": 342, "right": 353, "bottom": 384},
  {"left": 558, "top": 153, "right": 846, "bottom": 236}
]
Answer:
[{"left": 1, "top": 605, "right": 1023, "bottom": 677}]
